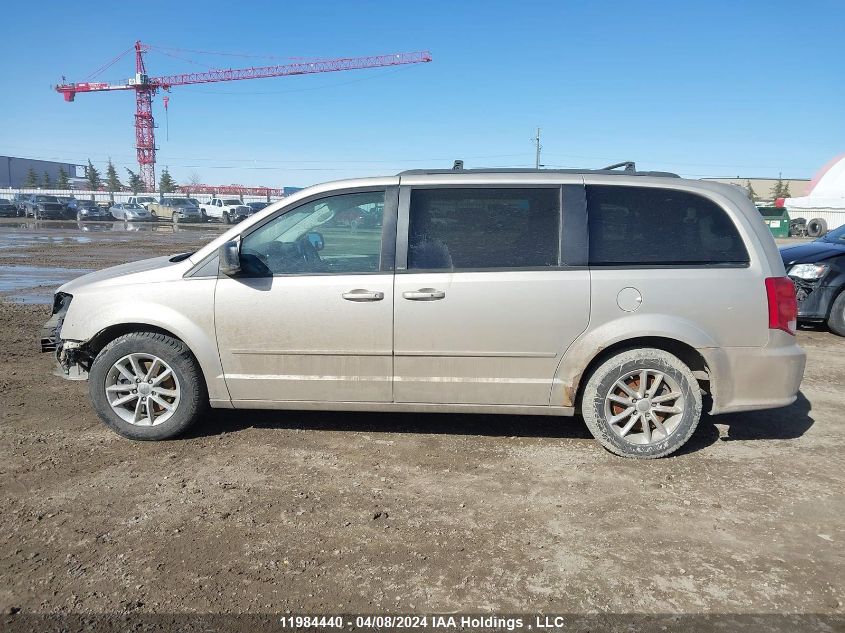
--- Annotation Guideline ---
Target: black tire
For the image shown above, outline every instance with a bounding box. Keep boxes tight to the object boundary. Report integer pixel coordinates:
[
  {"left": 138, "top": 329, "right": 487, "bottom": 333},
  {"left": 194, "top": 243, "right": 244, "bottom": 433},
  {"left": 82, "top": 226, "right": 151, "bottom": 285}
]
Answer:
[
  {"left": 88, "top": 332, "right": 207, "bottom": 440},
  {"left": 222, "top": 212, "right": 231, "bottom": 225},
  {"left": 76, "top": 212, "right": 83, "bottom": 222},
  {"left": 581, "top": 348, "right": 703, "bottom": 459},
  {"left": 789, "top": 217, "right": 807, "bottom": 237},
  {"left": 807, "top": 218, "right": 828, "bottom": 237},
  {"left": 828, "top": 289, "right": 845, "bottom": 337}
]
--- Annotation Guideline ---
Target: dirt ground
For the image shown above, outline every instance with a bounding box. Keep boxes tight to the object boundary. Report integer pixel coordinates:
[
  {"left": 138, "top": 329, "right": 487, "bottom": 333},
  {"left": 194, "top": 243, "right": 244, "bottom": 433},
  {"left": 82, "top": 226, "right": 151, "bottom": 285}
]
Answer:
[{"left": 0, "top": 219, "right": 842, "bottom": 629}]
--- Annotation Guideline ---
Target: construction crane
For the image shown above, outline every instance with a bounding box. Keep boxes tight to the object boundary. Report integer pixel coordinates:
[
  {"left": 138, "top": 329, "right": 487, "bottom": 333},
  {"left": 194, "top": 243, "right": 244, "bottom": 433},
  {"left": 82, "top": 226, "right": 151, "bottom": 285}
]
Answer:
[{"left": 55, "top": 41, "right": 432, "bottom": 190}]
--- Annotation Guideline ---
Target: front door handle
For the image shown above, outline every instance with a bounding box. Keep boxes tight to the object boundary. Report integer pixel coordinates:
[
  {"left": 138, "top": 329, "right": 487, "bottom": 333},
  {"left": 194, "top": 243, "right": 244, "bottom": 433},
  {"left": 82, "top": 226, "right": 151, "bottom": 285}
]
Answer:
[
  {"left": 342, "top": 289, "right": 384, "bottom": 302},
  {"left": 402, "top": 288, "right": 446, "bottom": 301}
]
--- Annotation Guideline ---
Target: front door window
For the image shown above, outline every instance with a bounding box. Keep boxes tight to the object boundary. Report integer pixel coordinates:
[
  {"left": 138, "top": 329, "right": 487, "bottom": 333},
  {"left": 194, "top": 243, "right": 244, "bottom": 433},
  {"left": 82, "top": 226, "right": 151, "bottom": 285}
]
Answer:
[{"left": 241, "top": 191, "right": 386, "bottom": 275}]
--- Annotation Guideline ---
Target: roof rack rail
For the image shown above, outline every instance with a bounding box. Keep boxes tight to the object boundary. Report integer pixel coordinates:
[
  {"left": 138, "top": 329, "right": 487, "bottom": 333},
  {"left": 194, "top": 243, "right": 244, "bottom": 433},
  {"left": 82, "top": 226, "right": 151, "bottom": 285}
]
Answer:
[
  {"left": 602, "top": 161, "right": 636, "bottom": 172},
  {"left": 397, "top": 165, "right": 680, "bottom": 178}
]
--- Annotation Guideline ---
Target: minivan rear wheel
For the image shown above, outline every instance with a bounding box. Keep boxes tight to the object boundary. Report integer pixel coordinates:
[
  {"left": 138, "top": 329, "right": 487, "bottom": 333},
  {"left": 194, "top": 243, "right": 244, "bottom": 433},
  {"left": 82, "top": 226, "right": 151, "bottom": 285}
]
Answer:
[
  {"left": 89, "top": 332, "right": 207, "bottom": 440},
  {"left": 581, "top": 348, "right": 702, "bottom": 458}
]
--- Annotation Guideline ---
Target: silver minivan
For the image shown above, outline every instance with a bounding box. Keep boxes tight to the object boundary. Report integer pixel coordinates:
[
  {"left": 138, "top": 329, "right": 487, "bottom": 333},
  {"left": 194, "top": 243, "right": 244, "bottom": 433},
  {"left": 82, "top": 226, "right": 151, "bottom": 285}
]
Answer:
[{"left": 41, "top": 167, "right": 806, "bottom": 458}]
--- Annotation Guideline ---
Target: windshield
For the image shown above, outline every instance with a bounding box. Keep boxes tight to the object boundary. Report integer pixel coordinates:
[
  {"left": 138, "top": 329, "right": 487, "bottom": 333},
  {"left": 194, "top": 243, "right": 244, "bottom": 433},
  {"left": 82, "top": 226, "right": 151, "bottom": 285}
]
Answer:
[
  {"left": 820, "top": 225, "right": 845, "bottom": 242},
  {"left": 124, "top": 203, "right": 143, "bottom": 210},
  {"left": 167, "top": 199, "right": 191, "bottom": 206},
  {"left": 136, "top": 197, "right": 155, "bottom": 203},
  {"left": 36, "top": 196, "right": 59, "bottom": 203},
  {"left": 223, "top": 199, "right": 242, "bottom": 205}
]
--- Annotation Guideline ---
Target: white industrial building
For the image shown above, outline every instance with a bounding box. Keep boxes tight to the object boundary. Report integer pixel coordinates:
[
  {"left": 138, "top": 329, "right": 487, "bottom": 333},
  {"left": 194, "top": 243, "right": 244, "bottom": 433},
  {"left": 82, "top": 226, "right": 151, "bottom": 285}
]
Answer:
[{"left": 783, "top": 154, "right": 845, "bottom": 234}]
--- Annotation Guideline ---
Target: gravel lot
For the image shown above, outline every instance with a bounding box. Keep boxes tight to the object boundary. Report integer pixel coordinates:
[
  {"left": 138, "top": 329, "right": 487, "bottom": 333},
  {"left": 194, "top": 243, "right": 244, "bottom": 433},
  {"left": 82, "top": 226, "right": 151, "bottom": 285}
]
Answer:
[{"left": 0, "top": 219, "right": 842, "bottom": 630}]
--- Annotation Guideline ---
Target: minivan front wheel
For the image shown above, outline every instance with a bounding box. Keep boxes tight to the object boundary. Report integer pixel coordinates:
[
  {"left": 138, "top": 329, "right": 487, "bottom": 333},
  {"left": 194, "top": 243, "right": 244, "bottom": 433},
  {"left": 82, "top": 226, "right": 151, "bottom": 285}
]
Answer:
[
  {"left": 89, "top": 332, "right": 206, "bottom": 440},
  {"left": 581, "top": 348, "right": 702, "bottom": 458}
]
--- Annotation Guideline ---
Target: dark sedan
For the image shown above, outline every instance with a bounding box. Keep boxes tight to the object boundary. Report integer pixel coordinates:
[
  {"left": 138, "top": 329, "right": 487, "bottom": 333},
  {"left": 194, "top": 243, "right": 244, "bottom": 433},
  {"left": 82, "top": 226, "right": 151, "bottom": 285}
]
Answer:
[
  {"left": 75, "top": 199, "right": 110, "bottom": 221},
  {"left": 780, "top": 224, "right": 845, "bottom": 336},
  {"left": 229, "top": 201, "right": 269, "bottom": 222},
  {"left": 246, "top": 201, "right": 270, "bottom": 213},
  {"left": 0, "top": 198, "right": 18, "bottom": 217}
]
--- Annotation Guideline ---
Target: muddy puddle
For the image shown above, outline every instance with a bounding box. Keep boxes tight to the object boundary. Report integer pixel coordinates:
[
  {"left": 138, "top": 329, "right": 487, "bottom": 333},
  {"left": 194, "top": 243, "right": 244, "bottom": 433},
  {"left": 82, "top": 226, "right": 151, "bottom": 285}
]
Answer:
[
  {"left": 0, "top": 265, "right": 93, "bottom": 304},
  {"left": 0, "top": 219, "right": 222, "bottom": 248},
  {"left": 0, "top": 219, "right": 226, "bottom": 301}
]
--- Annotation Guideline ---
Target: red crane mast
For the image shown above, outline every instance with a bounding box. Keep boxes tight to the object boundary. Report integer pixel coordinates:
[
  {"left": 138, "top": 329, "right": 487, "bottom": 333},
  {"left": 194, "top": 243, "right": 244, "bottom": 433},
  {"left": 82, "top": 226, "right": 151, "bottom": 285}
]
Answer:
[{"left": 56, "top": 41, "right": 432, "bottom": 190}]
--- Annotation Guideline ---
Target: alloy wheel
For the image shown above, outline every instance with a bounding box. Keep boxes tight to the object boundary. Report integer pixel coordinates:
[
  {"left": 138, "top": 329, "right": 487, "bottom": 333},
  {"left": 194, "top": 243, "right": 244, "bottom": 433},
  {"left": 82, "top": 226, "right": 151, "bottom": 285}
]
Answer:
[
  {"left": 603, "top": 369, "right": 685, "bottom": 445},
  {"left": 104, "top": 353, "right": 181, "bottom": 426}
]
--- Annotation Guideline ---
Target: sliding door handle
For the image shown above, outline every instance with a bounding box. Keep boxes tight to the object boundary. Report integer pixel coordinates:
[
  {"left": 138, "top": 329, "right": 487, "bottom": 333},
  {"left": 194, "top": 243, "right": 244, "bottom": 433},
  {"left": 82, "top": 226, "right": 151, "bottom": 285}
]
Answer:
[
  {"left": 342, "top": 289, "right": 384, "bottom": 302},
  {"left": 402, "top": 288, "right": 446, "bottom": 301}
]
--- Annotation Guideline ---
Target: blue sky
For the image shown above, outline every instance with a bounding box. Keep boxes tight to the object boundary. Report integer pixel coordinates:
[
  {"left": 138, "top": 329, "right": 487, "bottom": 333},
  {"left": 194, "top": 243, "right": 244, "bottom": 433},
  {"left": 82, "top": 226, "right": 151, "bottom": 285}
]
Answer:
[{"left": 1, "top": 0, "right": 843, "bottom": 187}]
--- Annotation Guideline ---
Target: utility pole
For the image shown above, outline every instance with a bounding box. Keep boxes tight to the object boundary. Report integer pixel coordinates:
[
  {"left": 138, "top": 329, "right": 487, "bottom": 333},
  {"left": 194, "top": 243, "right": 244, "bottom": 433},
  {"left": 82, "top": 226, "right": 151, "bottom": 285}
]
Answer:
[{"left": 532, "top": 127, "right": 542, "bottom": 169}]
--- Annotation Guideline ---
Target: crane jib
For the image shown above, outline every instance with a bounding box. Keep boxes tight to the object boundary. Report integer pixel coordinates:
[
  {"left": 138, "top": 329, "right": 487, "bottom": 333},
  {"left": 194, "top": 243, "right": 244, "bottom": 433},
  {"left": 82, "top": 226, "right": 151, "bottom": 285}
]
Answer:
[{"left": 54, "top": 41, "right": 432, "bottom": 190}]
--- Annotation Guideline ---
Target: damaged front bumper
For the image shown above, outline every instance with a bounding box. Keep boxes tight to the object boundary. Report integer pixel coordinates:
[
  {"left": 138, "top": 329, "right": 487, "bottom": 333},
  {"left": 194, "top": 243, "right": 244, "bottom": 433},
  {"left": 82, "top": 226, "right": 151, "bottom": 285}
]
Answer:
[
  {"left": 40, "top": 293, "right": 90, "bottom": 380},
  {"left": 792, "top": 278, "right": 838, "bottom": 321}
]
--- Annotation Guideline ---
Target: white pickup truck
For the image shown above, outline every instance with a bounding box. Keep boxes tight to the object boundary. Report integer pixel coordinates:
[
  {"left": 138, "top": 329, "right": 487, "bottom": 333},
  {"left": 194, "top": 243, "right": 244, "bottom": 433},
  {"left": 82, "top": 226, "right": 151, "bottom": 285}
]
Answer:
[{"left": 199, "top": 197, "right": 251, "bottom": 224}]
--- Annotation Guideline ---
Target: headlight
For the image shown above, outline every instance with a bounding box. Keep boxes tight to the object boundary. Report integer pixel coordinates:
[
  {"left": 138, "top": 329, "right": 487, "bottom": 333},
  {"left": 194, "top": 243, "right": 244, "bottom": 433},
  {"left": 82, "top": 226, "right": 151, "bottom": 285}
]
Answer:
[
  {"left": 52, "top": 292, "right": 72, "bottom": 315},
  {"left": 789, "top": 263, "right": 829, "bottom": 280}
]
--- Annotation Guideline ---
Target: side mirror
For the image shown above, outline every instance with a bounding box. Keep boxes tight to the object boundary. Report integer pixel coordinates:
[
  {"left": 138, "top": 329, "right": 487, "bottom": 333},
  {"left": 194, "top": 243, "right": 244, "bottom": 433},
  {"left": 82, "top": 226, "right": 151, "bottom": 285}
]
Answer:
[
  {"left": 218, "top": 239, "right": 241, "bottom": 276},
  {"left": 306, "top": 231, "right": 324, "bottom": 251}
]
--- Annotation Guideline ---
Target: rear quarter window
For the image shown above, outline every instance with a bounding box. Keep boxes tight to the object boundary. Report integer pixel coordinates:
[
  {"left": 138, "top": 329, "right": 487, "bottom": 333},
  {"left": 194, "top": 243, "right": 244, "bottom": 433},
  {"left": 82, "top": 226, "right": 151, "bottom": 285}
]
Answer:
[{"left": 586, "top": 185, "right": 749, "bottom": 266}]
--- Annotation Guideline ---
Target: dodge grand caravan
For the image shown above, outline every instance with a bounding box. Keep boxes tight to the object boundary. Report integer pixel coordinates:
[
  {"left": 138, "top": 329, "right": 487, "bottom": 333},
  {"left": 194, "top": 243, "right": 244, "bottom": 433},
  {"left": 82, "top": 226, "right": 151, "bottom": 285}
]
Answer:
[{"left": 41, "top": 167, "right": 806, "bottom": 458}]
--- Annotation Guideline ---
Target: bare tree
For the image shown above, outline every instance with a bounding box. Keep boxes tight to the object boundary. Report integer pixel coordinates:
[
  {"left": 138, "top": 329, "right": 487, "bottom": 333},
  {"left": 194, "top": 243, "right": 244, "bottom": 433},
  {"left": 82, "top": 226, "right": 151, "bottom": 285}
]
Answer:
[{"left": 186, "top": 170, "right": 202, "bottom": 196}]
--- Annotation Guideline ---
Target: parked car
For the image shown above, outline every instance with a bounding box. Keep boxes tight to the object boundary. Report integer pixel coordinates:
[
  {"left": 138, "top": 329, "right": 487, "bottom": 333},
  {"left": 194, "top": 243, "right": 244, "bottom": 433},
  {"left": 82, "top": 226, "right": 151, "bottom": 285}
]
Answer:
[
  {"left": 0, "top": 198, "right": 18, "bottom": 217},
  {"left": 246, "top": 201, "right": 270, "bottom": 215},
  {"left": 199, "top": 197, "right": 251, "bottom": 223},
  {"left": 330, "top": 200, "right": 383, "bottom": 230},
  {"left": 24, "top": 195, "right": 66, "bottom": 219},
  {"left": 12, "top": 193, "right": 29, "bottom": 216},
  {"left": 780, "top": 223, "right": 845, "bottom": 336},
  {"left": 76, "top": 199, "right": 110, "bottom": 222},
  {"left": 127, "top": 196, "right": 157, "bottom": 210},
  {"left": 56, "top": 196, "right": 77, "bottom": 218},
  {"left": 147, "top": 198, "right": 202, "bottom": 223},
  {"left": 109, "top": 202, "right": 155, "bottom": 221},
  {"left": 41, "top": 167, "right": 805, "bottom": 458}
]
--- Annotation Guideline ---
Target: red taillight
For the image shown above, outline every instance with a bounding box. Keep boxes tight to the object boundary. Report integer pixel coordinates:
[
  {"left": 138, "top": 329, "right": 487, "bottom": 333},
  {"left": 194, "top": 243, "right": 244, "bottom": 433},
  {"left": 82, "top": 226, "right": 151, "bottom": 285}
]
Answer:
[{"left": 765, "top": 277, "right": 798, "bottom": 335}]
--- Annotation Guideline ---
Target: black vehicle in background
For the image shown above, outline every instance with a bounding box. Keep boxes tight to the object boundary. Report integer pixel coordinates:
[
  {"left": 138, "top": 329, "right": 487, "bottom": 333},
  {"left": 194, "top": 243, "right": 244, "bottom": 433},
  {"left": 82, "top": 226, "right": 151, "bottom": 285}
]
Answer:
[
  {"left": 56, "top": 196, "right": 77, "bottom": 218},
  {"left": 244, "top": 201, "right": 270, "bottom": 219},
  {"left": 23, "top": 195, "right": 66, "bottom": 219},
  {"left": 75, "top": 199, "right": 110, "bottom": 221},
  {"left": 0, "top": 198, "right": 18, "bottom": 217},
  {"left": 780, "top": 224, "right": 845, "bottom": 336},
  {"left": 12, "top": 193, "right": 29, "bottom": 215}
]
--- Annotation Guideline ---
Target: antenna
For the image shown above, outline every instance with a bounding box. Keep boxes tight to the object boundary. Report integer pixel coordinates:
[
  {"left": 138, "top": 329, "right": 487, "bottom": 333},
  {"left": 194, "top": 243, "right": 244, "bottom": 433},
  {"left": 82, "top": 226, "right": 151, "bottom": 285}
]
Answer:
[{"left": 531, "top": 127, "right": 542, "bottom": 168}]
